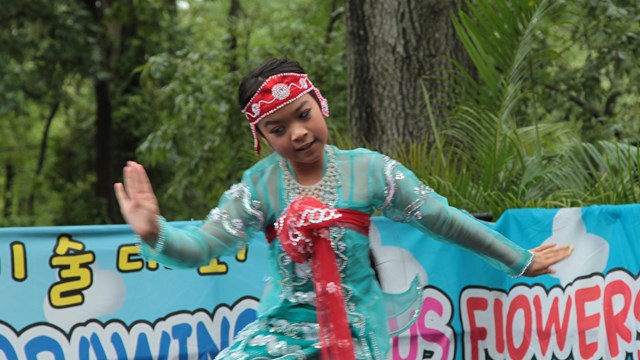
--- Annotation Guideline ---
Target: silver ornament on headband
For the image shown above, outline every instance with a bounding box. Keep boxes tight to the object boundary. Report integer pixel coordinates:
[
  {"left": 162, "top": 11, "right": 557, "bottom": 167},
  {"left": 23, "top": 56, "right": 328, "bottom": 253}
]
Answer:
[{"left": 271, "top": 83, "right": 290, "bottom": 100}]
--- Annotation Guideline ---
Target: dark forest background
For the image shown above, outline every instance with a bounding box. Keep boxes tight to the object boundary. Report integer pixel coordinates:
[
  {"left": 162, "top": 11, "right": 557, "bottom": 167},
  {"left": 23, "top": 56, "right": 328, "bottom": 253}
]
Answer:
[{"left": 1, "top": 0, "right": 638, "bottom": 226}]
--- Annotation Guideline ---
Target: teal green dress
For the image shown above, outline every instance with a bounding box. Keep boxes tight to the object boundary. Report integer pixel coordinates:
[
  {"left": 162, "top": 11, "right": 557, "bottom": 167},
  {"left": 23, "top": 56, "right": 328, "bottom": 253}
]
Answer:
[{"left": 140, "top": 145, "right": 533, "bottom": 360}]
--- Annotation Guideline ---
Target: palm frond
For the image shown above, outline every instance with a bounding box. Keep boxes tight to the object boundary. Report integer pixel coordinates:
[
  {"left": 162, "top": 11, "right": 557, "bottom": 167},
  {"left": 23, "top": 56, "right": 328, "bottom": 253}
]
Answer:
[{"left": 397, "top": 0, "right": 637, "bottom": 216}]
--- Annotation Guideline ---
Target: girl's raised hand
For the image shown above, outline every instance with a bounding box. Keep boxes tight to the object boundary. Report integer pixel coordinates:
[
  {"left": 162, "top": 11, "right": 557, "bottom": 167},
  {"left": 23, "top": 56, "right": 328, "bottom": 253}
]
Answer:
[
  {"left": 114, "top": 161, "right": 161, "bottom": 240},
  {"left": 523, "top": 243, "right": 573, "bottom": 277}
]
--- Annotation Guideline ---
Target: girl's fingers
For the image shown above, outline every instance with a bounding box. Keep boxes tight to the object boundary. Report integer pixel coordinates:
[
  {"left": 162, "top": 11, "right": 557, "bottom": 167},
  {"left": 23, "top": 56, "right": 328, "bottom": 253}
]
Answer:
[
  {"left": 535, "top": 245, "right": 572, "bottom": 257},
  {"left": 544, "top": 245, "right": 573, "bottom": 261},
  {"left": 137, "top": 164, "right": 155, "bottom": 194},
  {"left": 531, "top": 243, "right": 556, "bottom": 253},
  {"left": 123, "top": 163, "right": 135, "bottom": 194},
  {"left": 129, "top": 162, "right": 144, "bottom": 195},
  {"left": 534, "top": 246, "right": 572, "bottom": 274},
  {"left": 129, "top": 162, "right": 154, "bottom": 196},
  {"left": 114, "top": 183, "right": 129, "bottom": 205}
]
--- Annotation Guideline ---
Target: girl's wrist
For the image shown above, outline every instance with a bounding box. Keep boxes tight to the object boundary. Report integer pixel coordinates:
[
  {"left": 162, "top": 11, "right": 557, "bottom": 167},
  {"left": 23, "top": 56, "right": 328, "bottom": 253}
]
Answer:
[{"left": 140, "top": 215, "right": 162, "bottom": 245}]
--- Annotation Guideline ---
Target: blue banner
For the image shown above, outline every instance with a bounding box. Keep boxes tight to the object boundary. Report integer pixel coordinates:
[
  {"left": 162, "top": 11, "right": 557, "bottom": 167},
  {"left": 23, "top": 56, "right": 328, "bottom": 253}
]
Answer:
[{"left": 0, "top": 205, "right": 639, "bottom": 359}]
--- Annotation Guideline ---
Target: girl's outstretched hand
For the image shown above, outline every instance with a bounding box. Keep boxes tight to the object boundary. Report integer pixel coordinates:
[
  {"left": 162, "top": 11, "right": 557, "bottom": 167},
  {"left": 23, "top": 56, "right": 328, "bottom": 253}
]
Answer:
[
  {"left": 523, "top": 243, "right": 573, "bottom": 277},
  {"left": 114, "top": 161, "right": 161, "bottom": 240}
]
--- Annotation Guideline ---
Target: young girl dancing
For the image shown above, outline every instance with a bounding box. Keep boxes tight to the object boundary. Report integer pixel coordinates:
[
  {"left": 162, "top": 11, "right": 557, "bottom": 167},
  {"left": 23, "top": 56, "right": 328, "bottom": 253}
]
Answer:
[{"left": 114, "top": 58, "right": 572, "bottom": 360}]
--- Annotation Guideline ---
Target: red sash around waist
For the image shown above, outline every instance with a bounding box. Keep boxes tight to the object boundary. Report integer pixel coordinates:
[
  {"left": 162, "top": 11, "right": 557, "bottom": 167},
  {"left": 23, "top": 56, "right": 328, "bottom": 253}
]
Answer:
[{"left": 266, "top": 197, "right": 371, "bottom": 360}]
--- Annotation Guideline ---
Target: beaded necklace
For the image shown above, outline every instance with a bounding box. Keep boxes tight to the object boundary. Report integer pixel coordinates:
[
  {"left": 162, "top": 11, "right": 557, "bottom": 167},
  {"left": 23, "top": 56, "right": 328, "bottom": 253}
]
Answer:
[{"left": 280, "top": 145, "right": 339, "bottom": 208}]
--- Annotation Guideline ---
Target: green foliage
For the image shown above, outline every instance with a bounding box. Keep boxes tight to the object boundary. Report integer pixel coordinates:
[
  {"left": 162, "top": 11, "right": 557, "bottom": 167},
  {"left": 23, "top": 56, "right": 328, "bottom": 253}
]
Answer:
[
  {"left": 2, "top": 0, "right": 637, "bottom": 226},
  {"left": 0, "top": 1, "right": 100, "bottom": 225},
  {"left": 0, "top": 0, "right": 346, "bottom": 225},
  {"left": 391, "top": 0, "right": 640, "bottom": 218},
  {"left": 0, "top": 0, "right": 181, "bottom": 225},
  {"left": 530, "top": 0, "right": 640, "bottom": 143},
  {"left": 137, "top": 0, "right": 347, "bottom": 219}
]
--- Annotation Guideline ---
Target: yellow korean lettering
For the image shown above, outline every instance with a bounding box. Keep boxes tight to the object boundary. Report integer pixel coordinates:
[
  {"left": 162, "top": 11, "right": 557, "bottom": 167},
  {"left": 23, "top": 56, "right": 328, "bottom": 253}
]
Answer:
[
  {"left": 48, "top": 235, "right": 95, "bottom": 308},
  {"left": 117, "top": 244, "right": 144, "bottom": 272},
  {"left": 235, "top": 246, "right": 248, "bottom": 262},
  {"left": 198, "top": 258, "right": 228, "bottom": 275},
  {"left": 146, "top": 260, "right": 159, "bottom": 270},
  {"left": 53, "top": 235, "right": 85, "bottom": 255},
  {"left": 11, "top": 242, "right": 27, "bottom": 281}
]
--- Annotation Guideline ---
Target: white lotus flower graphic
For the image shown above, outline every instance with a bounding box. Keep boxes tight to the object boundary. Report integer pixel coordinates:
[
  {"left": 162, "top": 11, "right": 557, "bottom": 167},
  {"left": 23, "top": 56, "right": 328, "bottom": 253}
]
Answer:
[
  {"left": 542, "top": 207, "right": 609, "bottom": 285},
  {"left": 43, "top": 263, "right": 126, "bottom": 332},
  {"left": 369, "top": 222, "right": 428, "bottom": 294}
]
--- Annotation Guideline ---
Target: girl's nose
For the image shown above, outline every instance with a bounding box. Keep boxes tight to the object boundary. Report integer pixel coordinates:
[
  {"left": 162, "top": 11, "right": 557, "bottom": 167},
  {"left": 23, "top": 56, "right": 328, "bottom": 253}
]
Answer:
[{"left": 291, "top": 125, "right": 308, "bottom": 141}]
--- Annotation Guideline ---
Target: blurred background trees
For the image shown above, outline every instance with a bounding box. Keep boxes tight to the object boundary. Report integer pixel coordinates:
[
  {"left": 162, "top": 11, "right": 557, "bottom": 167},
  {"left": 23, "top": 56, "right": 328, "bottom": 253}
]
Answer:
[{"left": 0, "top": 0, "right": 638, "bottom": 226}]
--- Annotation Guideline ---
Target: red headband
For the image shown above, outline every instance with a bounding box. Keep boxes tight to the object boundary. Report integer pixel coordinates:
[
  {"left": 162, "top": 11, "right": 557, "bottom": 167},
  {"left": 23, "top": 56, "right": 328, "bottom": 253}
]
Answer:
[{"left": 242, "top": 73, "right": 329, "bottom": 154}]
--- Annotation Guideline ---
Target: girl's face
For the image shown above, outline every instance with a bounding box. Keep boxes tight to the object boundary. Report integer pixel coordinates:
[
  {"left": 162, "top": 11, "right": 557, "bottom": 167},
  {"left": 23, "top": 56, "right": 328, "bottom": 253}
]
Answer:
[{"left": 257, "top": 93, "right": 329, "bottom": 170}]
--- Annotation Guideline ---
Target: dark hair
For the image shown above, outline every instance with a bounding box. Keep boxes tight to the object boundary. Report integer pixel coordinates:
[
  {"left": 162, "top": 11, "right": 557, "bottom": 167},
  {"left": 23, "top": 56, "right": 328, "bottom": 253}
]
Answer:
[{"left": 238, "top": 58, "right": 306, "bottom": 110}]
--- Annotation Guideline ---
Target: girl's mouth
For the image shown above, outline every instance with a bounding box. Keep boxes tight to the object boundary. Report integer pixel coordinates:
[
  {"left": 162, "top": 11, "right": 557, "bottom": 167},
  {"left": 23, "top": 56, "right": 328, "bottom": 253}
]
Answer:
[{"left": 297, "top": 141, "right": 315, "bottom": 151}]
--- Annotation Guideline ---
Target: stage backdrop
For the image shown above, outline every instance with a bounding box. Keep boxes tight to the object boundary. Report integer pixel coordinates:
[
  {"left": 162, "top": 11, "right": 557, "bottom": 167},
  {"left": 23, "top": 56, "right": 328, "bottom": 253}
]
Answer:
[{"left": 1, "top": 205, "right": 639, "bottom": 360}]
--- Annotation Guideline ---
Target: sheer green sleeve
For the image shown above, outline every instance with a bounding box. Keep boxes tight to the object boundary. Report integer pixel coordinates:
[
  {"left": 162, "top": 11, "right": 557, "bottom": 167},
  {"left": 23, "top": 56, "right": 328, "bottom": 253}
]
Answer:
[
  {"left": 138, "top": 174, "right": 265, "bottom": 269},
  {"left": 372, "top": 154, "right": 533, "bottom": 277}
]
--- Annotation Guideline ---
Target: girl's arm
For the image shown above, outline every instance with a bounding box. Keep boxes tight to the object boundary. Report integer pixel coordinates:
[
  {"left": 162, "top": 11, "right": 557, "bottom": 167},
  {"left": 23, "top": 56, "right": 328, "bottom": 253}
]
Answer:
[
  {"left": 372, "top": 155, "right": 570, "bottom": 277},
  {"left": 115, "top": 162, "right": 264, "bottom": 268}
]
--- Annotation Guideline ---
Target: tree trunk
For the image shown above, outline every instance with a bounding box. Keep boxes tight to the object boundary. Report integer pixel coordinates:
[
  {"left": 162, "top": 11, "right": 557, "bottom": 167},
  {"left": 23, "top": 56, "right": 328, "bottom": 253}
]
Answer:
[
  {"left": 4, "top": 162, "right": 14, "bottom": 218},
  {"left": 27, "top": 100, "right": 60, "bottom": 215},
  {"left": 88, "top": 0, "right": 119, "bottom": 222},
  {"left": 346, "top": 0, "right": 474, "bottom": 152},
  {"left": 222, "top": 0, "right": 250, "bottom": 183},
  {"left": 227, "top": 0, "right": 241, "bottom": 73},
  {"left": 95, "top": 78, "right": 116, "bottom": 221}
]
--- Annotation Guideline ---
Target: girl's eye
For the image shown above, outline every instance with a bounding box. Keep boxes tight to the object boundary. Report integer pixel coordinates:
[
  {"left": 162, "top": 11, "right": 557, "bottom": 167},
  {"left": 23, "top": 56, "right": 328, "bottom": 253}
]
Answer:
[
  {"left": 271, "top": 127, "right": 285, "bottom": 135},
  {"left": 300, "top": 110, "right": 311, "bottom": 119}
]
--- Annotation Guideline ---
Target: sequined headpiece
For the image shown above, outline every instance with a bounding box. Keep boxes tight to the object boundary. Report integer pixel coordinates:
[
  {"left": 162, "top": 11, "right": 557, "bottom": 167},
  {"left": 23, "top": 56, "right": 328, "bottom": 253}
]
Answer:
[{"left": 242, "top": 73, "right": 329, "bottom": 154}]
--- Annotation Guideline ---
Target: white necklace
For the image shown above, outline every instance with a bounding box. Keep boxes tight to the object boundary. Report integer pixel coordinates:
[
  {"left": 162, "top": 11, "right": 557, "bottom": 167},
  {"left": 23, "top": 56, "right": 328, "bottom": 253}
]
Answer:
[{"left": 280, "top": 145, "right": 339, "bottom": 207}]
